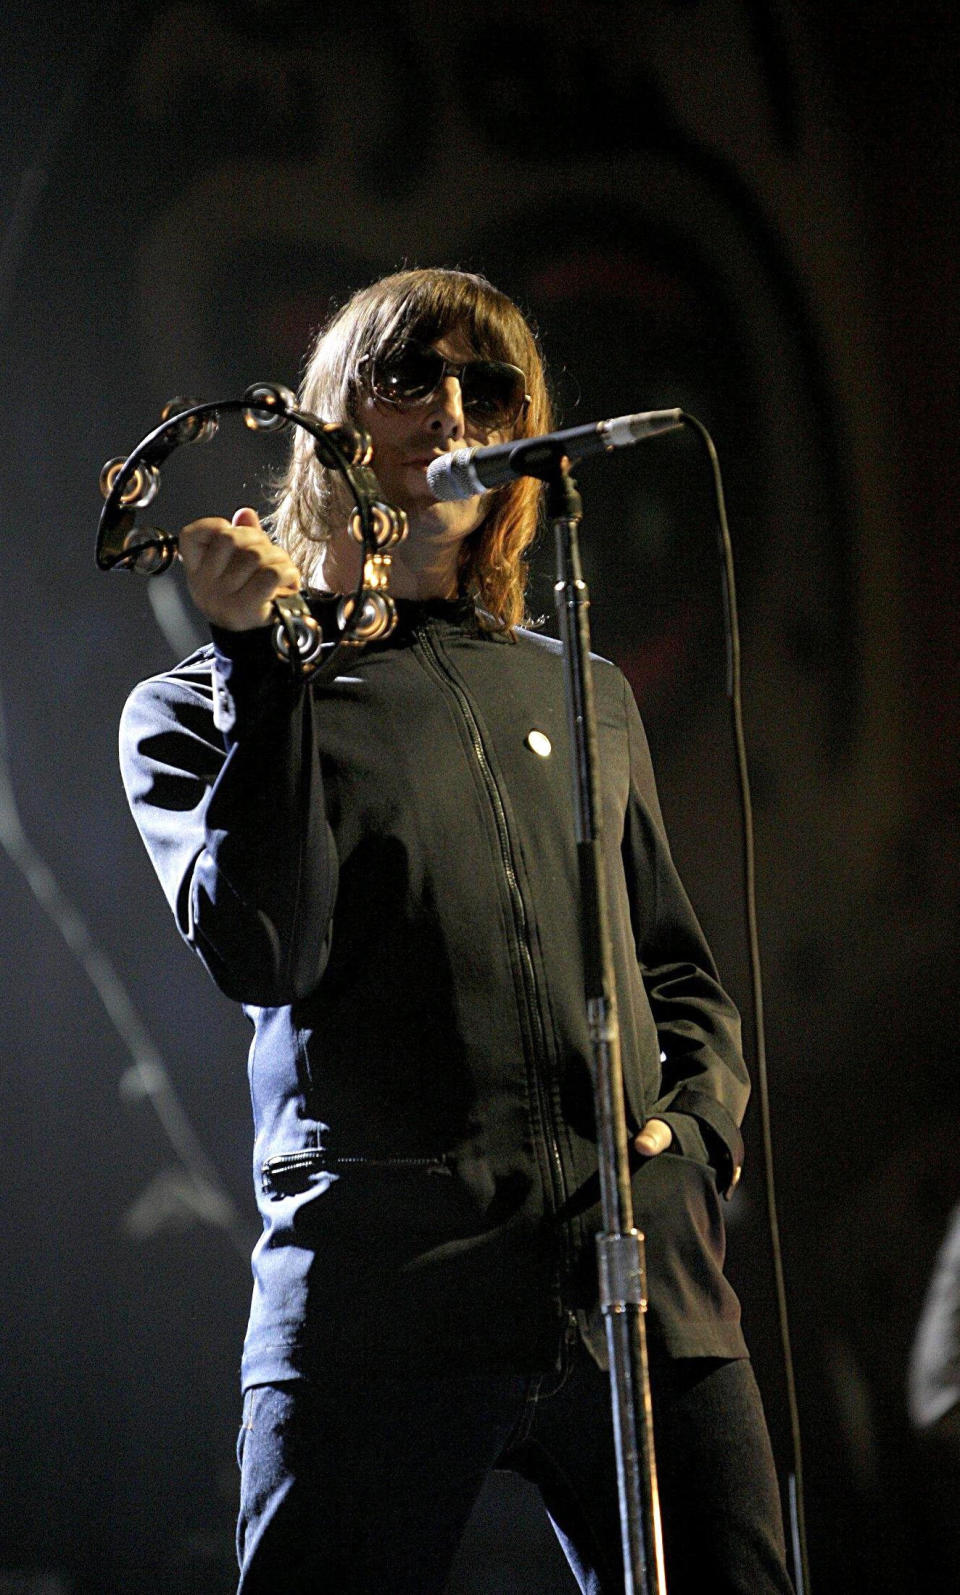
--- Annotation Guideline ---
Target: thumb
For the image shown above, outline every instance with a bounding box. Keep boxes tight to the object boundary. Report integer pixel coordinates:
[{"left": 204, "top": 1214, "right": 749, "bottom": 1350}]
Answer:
[
  {"left": 634, "top": 1118, "right": 673, "bottom": 1158},
  {"left": 231, "top": 506, "right": 262, "bottom": 530}
]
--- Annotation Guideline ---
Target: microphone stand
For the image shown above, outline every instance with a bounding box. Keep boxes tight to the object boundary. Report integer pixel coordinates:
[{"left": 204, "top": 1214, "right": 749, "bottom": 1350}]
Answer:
[{"left": 540, "top": 454, "right": 667, "bottom": 1595}]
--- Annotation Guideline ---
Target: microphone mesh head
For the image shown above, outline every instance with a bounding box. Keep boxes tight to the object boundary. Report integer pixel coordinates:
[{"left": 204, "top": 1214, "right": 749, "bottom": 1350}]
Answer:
[{"left": 425, "top": 450, "right": 478, "bottom": 502}]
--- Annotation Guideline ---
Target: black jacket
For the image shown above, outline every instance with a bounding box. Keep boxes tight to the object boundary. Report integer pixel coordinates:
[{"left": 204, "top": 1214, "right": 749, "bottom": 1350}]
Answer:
[{"left": 119, "top": 596, "right": 749, "bottom": 1382}]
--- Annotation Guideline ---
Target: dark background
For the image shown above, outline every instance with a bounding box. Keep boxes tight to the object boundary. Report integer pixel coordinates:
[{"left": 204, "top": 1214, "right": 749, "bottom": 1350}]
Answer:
[{"left": 0, "top": 3, "right": 956, "bottom": 1590}]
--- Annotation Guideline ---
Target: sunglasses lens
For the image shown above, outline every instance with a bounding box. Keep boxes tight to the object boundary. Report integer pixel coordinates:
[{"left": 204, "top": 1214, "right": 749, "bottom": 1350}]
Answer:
[
  {"left": 372, "top": 343, "right": 527, "bottom": 426},
  {"left": 373, "top": 344, "right": 442, "bottom": 403},
  {"left": 460, "top": 364, "right": 526, "bottom": 426}
]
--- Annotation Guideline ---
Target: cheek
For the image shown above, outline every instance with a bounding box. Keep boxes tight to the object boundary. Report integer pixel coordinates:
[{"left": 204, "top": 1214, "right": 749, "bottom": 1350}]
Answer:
[{"left": 358, "top": 398, "right": 407, "bottom": 457}]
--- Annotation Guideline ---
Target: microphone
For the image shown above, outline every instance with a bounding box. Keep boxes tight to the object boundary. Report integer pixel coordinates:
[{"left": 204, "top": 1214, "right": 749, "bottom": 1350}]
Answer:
[{"left": 426, "top": 409, "right": 685, "bottom": 501}]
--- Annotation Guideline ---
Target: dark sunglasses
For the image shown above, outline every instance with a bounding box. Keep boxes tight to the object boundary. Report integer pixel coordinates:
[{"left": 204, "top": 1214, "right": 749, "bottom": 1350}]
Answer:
[{"left": 362, "top": 340, "right": 529, "bottom": 428}]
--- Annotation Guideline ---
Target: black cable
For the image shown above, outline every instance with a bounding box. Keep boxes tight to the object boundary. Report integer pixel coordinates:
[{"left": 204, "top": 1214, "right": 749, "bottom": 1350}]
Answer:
[{"left": 681, "top": 410, "right": 810, "bottom": 1595}]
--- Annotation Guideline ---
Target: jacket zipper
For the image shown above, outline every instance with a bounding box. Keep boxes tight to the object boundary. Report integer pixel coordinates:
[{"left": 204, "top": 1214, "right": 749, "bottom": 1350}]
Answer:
[{"left": 414, "top": 625, "right": 570, "bottom": 1266}]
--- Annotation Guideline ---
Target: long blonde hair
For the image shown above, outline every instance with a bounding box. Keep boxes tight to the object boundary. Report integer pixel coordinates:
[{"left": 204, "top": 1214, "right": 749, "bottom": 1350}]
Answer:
[{"left": 268, "top": 268, "right": 553, "bottom": 630}]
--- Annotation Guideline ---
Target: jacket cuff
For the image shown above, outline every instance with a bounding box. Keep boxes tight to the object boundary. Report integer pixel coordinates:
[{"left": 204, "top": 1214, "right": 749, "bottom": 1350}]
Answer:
[
  {"left": 209, "top": 623, "right": 288, "bottom": 742},
  {"left": 656, "top": 1111, "right": 709, "bottom": 1166},
  {"left": 663, "top": 1087, "right": 745, "bottom": 1198}
]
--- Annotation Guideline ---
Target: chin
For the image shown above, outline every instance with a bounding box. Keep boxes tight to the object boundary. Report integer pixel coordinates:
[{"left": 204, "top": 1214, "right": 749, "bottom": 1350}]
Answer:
[{"left": 410, "top": 503, "right": 479, "bottom": 540}]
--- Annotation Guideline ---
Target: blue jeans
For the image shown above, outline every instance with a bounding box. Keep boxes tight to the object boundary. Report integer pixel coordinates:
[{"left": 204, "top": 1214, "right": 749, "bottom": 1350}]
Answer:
[{"left": 236, "top": 1350, "right": 794, "bottom": 1593}]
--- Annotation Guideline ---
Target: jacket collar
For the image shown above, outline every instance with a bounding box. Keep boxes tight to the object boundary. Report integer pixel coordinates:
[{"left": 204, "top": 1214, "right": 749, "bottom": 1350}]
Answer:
[{"left": 305, "top": 590, "right": 485, "bottom": 640}]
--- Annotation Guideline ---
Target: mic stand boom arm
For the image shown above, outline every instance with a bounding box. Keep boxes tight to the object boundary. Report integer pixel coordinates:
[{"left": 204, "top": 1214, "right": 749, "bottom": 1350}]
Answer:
[{"left": 542, "top": 454, "right": 667, "bottom": 1595}]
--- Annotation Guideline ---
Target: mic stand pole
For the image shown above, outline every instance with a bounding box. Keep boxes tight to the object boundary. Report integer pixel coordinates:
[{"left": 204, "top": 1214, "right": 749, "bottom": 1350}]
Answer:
[{"left": 541, "top": 455, "right": 667, "bottom": 1595}]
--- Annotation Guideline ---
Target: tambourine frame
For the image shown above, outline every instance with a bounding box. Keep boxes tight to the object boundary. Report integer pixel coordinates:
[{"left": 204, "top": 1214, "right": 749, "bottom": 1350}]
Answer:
[{"left": 96, "top": 388, "right": 407, "bottom": 675}]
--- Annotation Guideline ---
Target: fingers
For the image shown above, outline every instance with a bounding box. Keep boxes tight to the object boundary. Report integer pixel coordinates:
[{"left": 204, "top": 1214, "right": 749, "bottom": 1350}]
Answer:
[
  {"left": 633, "top": 1118, "right": 673, "bottom": 1158},
  {"left": 178, "top": 511, "right": 302, "bottom": 631}
]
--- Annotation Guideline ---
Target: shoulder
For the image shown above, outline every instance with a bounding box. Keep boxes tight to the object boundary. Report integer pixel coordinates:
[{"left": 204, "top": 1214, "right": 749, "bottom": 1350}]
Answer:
[
  {"left": 512, "top": 624, "right": 618, "bottom": 673},
  {"left": 511, "top": 626, "right": 630, "bottom": 712}
]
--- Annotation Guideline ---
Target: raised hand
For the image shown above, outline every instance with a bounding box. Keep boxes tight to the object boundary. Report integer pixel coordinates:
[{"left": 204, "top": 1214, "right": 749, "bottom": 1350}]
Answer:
[{"left": 178, "top": 506, "right": 302, "bottom": 631}]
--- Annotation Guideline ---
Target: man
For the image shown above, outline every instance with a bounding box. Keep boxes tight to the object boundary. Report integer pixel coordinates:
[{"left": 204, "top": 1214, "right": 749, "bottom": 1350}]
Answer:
[{"left": 120, "top": 267, "right": 794, "bottom": 1592}]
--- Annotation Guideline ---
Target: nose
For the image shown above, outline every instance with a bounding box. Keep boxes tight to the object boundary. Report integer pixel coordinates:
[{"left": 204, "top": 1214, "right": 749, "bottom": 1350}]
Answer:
[{"left": 426, "top": 375, "right": 466, "bottom": 440}]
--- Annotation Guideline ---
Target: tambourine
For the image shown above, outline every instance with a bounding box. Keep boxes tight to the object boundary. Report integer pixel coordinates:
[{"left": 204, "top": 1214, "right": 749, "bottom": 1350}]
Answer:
[{"left": 96, "top": 382, "right": 408, "bottom": 675}]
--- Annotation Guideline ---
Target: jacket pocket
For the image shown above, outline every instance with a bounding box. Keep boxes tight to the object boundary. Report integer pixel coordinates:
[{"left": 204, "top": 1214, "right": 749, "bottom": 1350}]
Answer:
[{"left": 260, "top": 1148, "right": 452, "bottom": 1196}]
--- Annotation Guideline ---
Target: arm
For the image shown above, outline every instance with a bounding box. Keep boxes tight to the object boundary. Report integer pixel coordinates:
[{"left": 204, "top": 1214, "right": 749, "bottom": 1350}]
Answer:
[
  {"left": 118, "top": 510, "right": 339, "bottom": 1006},
  {"left": 620, "top": 673, "right": 749, "bottom": 1195}
]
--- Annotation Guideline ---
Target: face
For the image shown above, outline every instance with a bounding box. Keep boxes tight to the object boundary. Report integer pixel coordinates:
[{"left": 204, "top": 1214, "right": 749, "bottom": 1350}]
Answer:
[{"left": 356, "top": 330, "right": 517, "bottom": 556}]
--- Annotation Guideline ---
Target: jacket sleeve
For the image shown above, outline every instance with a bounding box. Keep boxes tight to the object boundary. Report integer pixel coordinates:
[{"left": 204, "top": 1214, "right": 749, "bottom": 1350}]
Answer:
[
  {"left": 619, "top": 672, "right": 749, "bottom": 1196},
  {"left": 118, "top": 625, "right": 339, "bottom": 1006}
]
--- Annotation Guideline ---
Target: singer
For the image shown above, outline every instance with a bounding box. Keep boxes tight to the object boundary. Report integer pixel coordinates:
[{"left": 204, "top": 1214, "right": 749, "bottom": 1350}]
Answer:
[{"left": 119, "top": 267, "right": 794, "bottom": 1593}]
